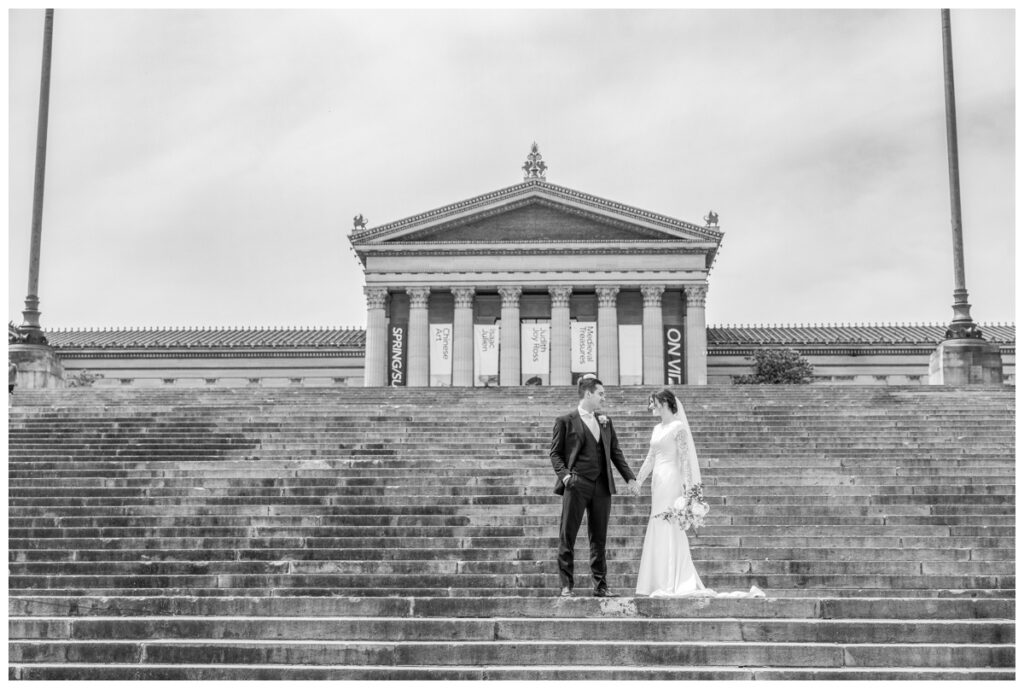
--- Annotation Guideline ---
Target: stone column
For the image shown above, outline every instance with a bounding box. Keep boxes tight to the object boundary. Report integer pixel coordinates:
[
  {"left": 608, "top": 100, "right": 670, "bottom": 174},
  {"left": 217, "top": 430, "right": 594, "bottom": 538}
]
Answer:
[
  {"left": 596, "top": 286, "right": 620, "bottom": 385},
  {"left": 451, "top": 286, "right": 475, "bottom": 387},
  {"left": 641, "top": 285, "right": 665, "bottom": 385},
  {"left": 498, "top": 286, "right": 522, "bottom": 386},
  {"left": 363, "top": 287, "right": 389, "bottom": 387},
  {"left": 406, "top": 287, "right": 431, "bottom": 387},
  {"left": 684, "top": 285, "right": 709, "bottom": 386},
  {"left": 548, "top": 286, "right": 572, "bottom": 386}
]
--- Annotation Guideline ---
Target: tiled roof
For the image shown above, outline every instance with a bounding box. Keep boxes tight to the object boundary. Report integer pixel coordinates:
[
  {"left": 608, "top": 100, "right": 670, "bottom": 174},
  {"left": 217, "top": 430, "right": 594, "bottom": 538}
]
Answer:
[
  {"left": 43, "top": 322, "right": 1015, "bottom": 350},
  {"left": 47, "top": 326, "right": 366, "bottom": 349},
  {"left": 707, "top": 323, "right": 1015, "bottom": 346}
]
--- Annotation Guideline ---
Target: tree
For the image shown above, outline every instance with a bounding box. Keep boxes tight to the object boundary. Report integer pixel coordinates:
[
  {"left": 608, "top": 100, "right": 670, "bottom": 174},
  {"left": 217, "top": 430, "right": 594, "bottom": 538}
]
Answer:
[{"left": 733, "top": 348, "right": 814, "bottom": 384}]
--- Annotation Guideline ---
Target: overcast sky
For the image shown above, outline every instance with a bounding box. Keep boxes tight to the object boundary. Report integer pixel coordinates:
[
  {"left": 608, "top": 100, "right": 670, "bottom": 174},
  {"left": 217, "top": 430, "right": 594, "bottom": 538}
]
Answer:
[{"left": 6, "top": 7, "right": 1016, "bottom": 331}]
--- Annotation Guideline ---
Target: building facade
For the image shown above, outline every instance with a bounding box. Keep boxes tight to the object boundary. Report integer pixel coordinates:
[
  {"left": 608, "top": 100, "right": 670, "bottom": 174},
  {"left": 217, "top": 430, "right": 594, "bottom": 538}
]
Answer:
[
  {"left": 42, "top": 323, "right": 1015, "bottom": 388},
  {"left": 349, "top": 145, "right": 722, "bottom": 387}
]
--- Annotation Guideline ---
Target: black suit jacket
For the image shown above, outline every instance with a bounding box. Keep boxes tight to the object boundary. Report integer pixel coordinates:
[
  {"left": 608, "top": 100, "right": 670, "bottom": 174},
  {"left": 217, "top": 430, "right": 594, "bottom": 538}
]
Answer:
[{"left": 550, "top": 410, "right": 636, "bottom": 496}]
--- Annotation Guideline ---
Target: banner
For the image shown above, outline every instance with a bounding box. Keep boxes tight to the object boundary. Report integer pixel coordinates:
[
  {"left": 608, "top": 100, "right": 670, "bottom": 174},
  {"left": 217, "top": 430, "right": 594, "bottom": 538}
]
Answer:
[
  {"left": 474, "top": 324, "right": 499, "bottom": 386},
  {"left": 430, "top": 323, "right": 453, "bottom": 386},
  {"left": 570, "top": 321, "right": 597, "bottom": 373},
  {"left": 388, "top": 323, "right": 407, "bottom": 387},
  {"left": 521, "top": 321, "right": 550, "bottom": 376},
  {"left": 618, "top": 324, "right": 643, "bottom": 384},
  {"left": 664, "top": 325, "right": 685, "bottom": 385}
]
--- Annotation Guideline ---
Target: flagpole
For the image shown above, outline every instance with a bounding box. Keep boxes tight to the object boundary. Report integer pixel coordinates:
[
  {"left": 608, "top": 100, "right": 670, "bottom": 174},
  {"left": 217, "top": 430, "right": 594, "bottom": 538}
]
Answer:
[
  {"left": 20, "top": 8, "right": 55, "bottom": 345},
  {"left": 939, "top": 8, "right": 977, "bottom": 340}
]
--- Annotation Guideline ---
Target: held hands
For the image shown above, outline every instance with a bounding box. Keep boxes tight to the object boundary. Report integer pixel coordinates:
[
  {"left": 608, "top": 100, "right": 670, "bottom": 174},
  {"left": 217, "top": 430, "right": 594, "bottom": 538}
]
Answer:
[{"left": 563, "top": 474, "right": 639, "bottom": 496}]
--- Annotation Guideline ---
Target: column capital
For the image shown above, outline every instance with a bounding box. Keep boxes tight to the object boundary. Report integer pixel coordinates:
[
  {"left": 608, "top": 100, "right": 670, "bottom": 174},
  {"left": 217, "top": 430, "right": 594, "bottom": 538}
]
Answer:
[
  {"left": 684, "top": 284, "right": 709, "bottom": 308},
  {"left": 596, "top": 286, "right": 620, "bottom": 308},
  {"left": 451, "top": 286, "right": 476, "bottom": 309},
  {"left": 498, "top": 285, "right": 523, "bottom": 308},
  {"left": 364, "top": 287, "right": 388, "bottom": 310},
  {"left": 406, "top": 287, "right": 431, "bottom": 309},
  {"left": 641, "top": 285, "right": 665, "bottom": 307},
  {"left": 548, "top": 286, "right": 573, "bottom": 308}
]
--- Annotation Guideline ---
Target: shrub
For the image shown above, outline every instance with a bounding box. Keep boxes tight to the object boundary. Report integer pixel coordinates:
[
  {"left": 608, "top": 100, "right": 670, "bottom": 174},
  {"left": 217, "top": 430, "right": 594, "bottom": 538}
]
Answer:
[
  {"left": 66, "top": 370, "right": 104, "bottom": 388},
  {"left": 733, "top": 348, "right": 814, "bottom": 384}
]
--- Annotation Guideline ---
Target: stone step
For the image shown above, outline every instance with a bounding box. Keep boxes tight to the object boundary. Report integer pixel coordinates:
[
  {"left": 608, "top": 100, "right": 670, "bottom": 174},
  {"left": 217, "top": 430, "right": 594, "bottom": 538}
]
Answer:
[
  {"left": 8, "top": 639, "right": 1013, "bottom": 669},
  {"left": 8, "top": 559, "right": 1015, "bottom": 577},
  {"left": 8, "top": 663, "right": 1016, "bottom": 681},
  {"left": 13, "top": 523, "right": 1010, "bottom": 540},
  {"left": 8, "top": 470, "right": 1014, "bottom": 487},
  {"left": 7, "top": 513, "right": 1016, "bottom": 538},
  {"left": 9, "top": 595, "right": 1013, "bottom": 619},
  {"left": 9, "top": 508, "right": 1013, "bottom": 527},
  {"left": 10, "top": 586, "right": 1014, "bottom": 599},
  {"left": 9, "top": 541, "right": 1014, "bottom": 566},
  {"left": 7, "top": 476, "right": 1016, "bottom": 493},
  {"left": 9, "top": 615, "right": 1014, "bottom": 644},
  {"left": 9, "top": 490, "right": 1015, "bottom": 509},
  {"left": 8, "top": 542, "right": 1015, "bottom": 563},
  {"left": 8, "top": 520, "right": 1015, "bottom": 538},
  {"left": 7, "top": 545, "right": 1010, "bottom": 564},
  {"left": 8, "top": 573, "right": 1014, "bottom": 593}
]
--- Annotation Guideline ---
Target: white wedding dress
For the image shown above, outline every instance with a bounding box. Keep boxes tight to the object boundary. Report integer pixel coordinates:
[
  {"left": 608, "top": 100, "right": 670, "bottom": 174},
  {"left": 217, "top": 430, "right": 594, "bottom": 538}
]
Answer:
[{"left": 635, "top": 415, "right": 764, "bottom": 599}]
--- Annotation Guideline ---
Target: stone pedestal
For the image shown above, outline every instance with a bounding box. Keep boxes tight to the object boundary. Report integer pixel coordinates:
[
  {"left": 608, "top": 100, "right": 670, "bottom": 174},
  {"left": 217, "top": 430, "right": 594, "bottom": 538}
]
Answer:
[
  {"left": 929, "top": 339, "right": 1004, "bottom": 385},
  {"left": 9, "top": 343, "right": 64, "bottom": 389}
]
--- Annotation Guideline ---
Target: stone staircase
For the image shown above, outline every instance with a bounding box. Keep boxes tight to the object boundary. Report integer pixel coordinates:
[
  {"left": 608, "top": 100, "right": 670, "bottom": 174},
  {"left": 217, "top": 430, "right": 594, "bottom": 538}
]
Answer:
[{"left": 8, "top": 385, "right": 1015, "bottom": 679}]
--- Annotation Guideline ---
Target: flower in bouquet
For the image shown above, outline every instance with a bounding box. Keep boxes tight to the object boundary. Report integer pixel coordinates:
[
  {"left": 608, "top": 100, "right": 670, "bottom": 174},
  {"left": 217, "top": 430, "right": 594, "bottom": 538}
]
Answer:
[
  {"left": 655, "top": 483, "right": 710, "bottom": 532},
  {"left": 686, "top": 483, "right": 710, "bottom": 529}
]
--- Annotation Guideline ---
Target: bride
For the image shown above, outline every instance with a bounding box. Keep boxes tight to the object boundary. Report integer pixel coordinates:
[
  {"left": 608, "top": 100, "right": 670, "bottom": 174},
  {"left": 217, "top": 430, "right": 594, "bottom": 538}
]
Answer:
[{"left": 634, "top": 388, "right": 763, "bottom": 598}]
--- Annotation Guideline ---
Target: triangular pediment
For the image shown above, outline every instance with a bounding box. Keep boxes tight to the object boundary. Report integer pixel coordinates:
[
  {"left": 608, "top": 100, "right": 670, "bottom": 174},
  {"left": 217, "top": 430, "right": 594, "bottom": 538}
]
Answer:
[
  {"left": 398, "top": 199, "right": 670, "bottom": 243},
  {"left": 350, "top": 181, "right": 723, "bottom": 248}
]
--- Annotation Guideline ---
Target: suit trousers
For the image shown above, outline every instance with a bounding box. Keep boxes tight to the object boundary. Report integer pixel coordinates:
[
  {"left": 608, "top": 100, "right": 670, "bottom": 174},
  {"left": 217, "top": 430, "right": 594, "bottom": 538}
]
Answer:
[{"left": 557, "top": 470, "right": 612, "bottom": 591}]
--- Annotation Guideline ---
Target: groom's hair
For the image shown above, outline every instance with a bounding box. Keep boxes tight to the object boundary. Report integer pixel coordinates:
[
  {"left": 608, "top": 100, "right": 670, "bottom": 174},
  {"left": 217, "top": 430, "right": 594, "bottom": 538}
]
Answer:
[
  {"left": 649, "top": 388, "right": 679, "bottom": 414},
  {"left": 577, "top": 376, "right": 603, "bottom": 398}
]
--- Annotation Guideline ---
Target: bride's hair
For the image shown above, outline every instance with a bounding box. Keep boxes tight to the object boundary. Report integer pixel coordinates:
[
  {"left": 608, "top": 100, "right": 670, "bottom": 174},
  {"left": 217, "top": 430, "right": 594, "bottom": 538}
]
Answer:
[{"left": 648, "top": 388, "right": 679, "bottom": 414}]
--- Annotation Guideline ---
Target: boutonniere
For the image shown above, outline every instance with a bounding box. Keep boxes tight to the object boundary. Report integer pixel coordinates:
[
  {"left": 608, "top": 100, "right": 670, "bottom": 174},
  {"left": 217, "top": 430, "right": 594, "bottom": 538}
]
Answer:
[{"left": 596, "top": 414, "right": 609, "bottom": 428}]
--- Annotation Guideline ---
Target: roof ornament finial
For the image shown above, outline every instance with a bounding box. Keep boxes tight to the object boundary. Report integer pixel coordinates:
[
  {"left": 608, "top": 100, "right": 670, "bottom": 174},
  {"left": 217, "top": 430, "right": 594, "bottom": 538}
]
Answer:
[{"left": 522, "top": 142, "right": 547, "bottom": 182}]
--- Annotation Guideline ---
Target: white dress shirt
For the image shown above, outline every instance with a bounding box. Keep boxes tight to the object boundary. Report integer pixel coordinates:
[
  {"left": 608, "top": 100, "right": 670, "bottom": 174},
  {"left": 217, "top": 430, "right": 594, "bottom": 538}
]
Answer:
[{"left": 578, "top": 406, "right": 600, "bottom": 441}]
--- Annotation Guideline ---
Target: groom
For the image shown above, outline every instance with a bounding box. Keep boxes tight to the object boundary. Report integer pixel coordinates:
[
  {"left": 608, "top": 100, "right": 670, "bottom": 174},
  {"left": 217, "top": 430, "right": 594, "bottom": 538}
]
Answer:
[{"left": 550, "top": 376, "right": 638, "bottom": 597}]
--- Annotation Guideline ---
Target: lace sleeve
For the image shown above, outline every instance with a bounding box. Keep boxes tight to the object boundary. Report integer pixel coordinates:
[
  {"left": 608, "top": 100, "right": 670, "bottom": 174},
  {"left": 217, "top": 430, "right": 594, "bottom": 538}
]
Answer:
[
  {"left": 674, "top": 424, "right": 692, "bottom": 489},
  {"left": 636, "top": 446, "right": 654, "bottom": 487}
]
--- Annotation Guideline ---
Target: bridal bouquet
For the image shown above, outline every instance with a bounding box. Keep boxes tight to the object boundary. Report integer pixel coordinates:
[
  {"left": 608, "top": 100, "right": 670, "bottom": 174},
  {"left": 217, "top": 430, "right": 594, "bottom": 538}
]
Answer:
[{"left": 655, "top": 483, "right": 710, "bottom": 532}]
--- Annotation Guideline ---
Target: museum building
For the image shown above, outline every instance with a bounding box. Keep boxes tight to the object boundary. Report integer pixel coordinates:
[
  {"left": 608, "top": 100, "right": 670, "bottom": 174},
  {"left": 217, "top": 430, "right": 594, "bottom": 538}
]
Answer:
[{"left": 28, "top": 147, "right": 1016, "bottom": 388}]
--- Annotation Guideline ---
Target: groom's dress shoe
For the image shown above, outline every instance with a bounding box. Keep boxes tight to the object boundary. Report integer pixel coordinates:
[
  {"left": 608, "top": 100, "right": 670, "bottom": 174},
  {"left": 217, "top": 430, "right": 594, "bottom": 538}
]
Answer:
[
  {"left": 593, "top": 589, "right": 619, "bottom": 598},
  {"left": 559, "top": 587, "right": 574, "bottom": 597}
]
